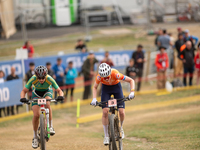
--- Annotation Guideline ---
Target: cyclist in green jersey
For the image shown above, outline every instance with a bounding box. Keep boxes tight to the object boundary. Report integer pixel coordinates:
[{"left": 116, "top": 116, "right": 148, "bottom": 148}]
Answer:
[{"left": 20, "top": 66, "right": 64, "bottom": 149}]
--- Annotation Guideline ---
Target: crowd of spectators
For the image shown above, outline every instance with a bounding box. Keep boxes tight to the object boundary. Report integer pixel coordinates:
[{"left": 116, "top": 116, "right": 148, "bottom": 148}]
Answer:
[{"left": 155, "top": 27, "right": 200, "bottom": 89}]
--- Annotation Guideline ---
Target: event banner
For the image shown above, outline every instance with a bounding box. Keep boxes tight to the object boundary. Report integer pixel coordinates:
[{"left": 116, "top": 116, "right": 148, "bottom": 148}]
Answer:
[
  {"left": 0, "top": 60, "right": 23, "bottom": 79},
  {"left": 0, "top": 79, "right": 23, "bottom": 108},
  {"left": 24, "top": 50, "right": 134, "bottom": 72},
  {"left": 0, "top": 50, "right": 135, "bottom": 78}
]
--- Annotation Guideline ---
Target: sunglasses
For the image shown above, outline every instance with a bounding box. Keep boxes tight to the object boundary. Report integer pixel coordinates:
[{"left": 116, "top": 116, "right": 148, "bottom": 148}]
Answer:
[{"left": 38, "top": 77, "right": 45, "bottom": 80}]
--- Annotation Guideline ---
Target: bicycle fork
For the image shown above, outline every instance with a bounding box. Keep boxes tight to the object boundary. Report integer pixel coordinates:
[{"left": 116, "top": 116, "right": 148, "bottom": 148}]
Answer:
[
  {"left": 45, "top": 108, "right": 50, "bottom": 140},
  {"left": 41, "top": 106, "right": 50, "bottom": 140}
]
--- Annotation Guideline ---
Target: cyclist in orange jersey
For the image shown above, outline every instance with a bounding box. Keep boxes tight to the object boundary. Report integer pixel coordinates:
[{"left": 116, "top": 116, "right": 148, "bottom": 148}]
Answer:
[{"left": 91, "top": 63, "right": 135, "bottom": 145}]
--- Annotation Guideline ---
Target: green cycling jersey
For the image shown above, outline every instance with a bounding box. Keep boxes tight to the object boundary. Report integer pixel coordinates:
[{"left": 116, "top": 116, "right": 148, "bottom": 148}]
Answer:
[{"left": 25, "top": 74, "right": 59, "bottom": 91}]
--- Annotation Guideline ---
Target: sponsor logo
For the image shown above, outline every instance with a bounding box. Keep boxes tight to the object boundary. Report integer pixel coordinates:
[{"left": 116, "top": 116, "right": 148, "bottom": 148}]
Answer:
[
  {"left": 0, "top": 87, "right": 10, "bottom": 102},
  {"left": 0, "top": 63, "right": 22, "bottom": 77},
  {"left": 116, "top": 73, "right": 120, "bottom": 79},
  {"left": 97, "top": 76, "right": 101, "bottom": 81}
]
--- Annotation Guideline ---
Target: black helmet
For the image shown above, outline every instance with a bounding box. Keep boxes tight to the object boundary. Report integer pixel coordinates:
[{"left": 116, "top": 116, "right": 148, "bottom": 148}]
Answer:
[{"left": 35, "top": 65, "right": 48, "bottom": 78}]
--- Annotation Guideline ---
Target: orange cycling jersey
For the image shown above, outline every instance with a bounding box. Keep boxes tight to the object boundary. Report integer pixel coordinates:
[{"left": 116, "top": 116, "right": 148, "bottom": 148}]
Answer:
[{"left": 95, "top": 69, "right": 126, "bottom": 85}]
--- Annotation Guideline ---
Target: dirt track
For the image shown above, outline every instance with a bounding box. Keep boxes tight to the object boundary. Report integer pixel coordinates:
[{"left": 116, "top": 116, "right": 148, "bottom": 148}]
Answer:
[{"left": 0, "top": 105, "right": 200, "bottom": 150}]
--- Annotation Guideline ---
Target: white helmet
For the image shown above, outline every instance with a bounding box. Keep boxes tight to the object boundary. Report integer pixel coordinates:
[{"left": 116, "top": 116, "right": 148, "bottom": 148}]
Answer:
[{"left": 98, "top": 63, "right": 111, "bottom": 77}]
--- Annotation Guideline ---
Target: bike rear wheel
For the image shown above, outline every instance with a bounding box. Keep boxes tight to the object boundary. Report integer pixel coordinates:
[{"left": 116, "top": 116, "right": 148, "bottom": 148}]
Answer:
[
  {"left": 40, "top": 114, "right": 46, "bottom": 150},
  {"left": 109, "top": 114, "right": 117, "bottom": 150}
]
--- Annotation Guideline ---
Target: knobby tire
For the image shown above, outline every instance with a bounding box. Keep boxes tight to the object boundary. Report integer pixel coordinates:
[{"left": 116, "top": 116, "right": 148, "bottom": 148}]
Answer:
[
  {"left": 40, "top": 114, "right": 46, "bottom": 150},
  {"left": 109, "top": 114, "right": 117, "bottom": 150}
]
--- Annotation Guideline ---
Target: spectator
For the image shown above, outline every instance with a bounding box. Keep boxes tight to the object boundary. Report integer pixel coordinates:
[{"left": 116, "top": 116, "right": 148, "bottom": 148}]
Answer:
[
  {"left": 125, "top": 59, "right": 138, "bottom": 79},
  {"left": 82, "top": 51, "right": 98, "bottom": 100},
  {"left": 168, "top": 33, "right": 175, "bottom": 46},
  {"left": 22, "top": 40, "right": 35, "bottom": 58},
  {"left": 0, "top": 70, "right": 6, "bottom": 117},
  {"left": 131, "top": 44, "right": 145, "bottom": 91},
  {"left": 65, "top": 61, "right": 77, "bottom": 102},
  {"left": 183, "top": 29, "right": 198, "bottom": 49},
  {"left": 175, "top": 33, "right": 185, "bottom": 76},
  {"left": 155, "top": 46, "right": 169, "bottom": 89},
  {"left": 75, "top": 39, "right": 87, "bottom": 53},
  {"left": 177, "top": 27, "right": 185, "bottom": 37},
  {"left": 46, "top": 62, "right": 56, "bottom": 79},
  {"left": 157, "top": 29, "right": 172, "bottom": 49},
  {"left": 179, "top": 41, "right": 195, "bottom": 86},
  {"left": 0, "top": 70, "right": 5, "bottom": 83},
  {"left": 6, "top": 67, "right": 20, "bottom": 115},
  {"left": 155, "top": 29, "right": 163, "bottom": 49},
  {"left": 194, "top": 43, "right": 200, "bottom": 85},
  {"left": 101, "top": 51, "right": 114, "bottom": 67},
  {"left": 26, "top": 62, "right": 35, "bottom": 101},
  {"left": 7, "top": 67, "right": 19, "bottom": 81},
  {"left": 53, "top": 58, "right": 65, "bottom": 100}
]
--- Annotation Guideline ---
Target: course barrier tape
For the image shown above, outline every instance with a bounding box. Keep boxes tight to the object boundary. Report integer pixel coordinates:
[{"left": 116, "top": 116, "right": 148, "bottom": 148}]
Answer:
[{"left": 0, "top": 85, "right": 200, "bottom": 123}]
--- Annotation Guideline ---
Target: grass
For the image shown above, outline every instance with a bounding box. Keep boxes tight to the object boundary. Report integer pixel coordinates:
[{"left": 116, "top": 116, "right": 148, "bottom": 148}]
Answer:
[
  {"left": 124, "top": 105, "right": 200, "bottom": 150},
  {"left": 0, "top": 88, "right": 199, "bottom": 150}
]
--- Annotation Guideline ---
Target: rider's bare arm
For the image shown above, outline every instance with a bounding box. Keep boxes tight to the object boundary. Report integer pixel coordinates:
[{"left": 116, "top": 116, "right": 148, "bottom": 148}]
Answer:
[
  {"left": 124, "top": 76, "right": 135, "bottom": 91},
  {"left": 20, "top": 87, "right": 29, "bottom": 98},
  {"left": 93, "top": 81, "right": 99, "bottom": 99},
  {"left": 56, "top": 87, "right": 64, "bottom": 96}
]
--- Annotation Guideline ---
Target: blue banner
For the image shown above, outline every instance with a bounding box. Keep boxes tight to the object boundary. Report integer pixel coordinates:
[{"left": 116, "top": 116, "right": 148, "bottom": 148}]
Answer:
[
  {"left": 0, "top": 79, "right": 23, "bottom": 108},
  {"left": 0, "top": 60, "right": 23, "bottom": 79},
  {"left": 24, "top": 50, "right": 134, "bottom": 72}
]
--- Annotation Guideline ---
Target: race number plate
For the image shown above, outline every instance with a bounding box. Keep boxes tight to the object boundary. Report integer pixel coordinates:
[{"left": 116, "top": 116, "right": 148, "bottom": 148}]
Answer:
[
  {"left": 108, "top": 99, "right": 117, "bottom": 107},
  {"left": 38, "top": 99, "right": 46, "bottom": 105}
]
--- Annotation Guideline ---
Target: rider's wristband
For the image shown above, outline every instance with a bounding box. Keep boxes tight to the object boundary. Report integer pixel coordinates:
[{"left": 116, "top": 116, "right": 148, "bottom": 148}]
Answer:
[{"left": 131, "top": 89, "right": 135, "bottom": 92}]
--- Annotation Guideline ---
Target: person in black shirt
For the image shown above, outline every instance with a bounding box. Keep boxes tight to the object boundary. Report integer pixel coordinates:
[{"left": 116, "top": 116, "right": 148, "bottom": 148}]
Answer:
[
  {"left": 7, "top": 67, "right": 19, "bottom": 80},
  {"left": 131, "top": 44, "right": 146, "bottom": 91},
  {"left": 6, "top": 67, "right": 20, "bottom": 115},
  {"left": 46, "top": 62, "right": 55, "bottom": 79},
  {"left": 75, "top": 39, "right": 87, "bottom": 53},
  {"left": 178, "top": 41, "right": 195, "bottom": 86},
  {"left": 126, "top": 59, "right": 138, "bottom": 79}
]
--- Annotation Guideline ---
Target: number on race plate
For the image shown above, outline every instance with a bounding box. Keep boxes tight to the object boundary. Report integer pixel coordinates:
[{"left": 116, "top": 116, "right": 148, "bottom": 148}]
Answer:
[
  {"left": 38, "top": 99, "right": 46, "bottom": 105},
  {"left": 108, "top": 99, "right": 117, "bottom": 107}
]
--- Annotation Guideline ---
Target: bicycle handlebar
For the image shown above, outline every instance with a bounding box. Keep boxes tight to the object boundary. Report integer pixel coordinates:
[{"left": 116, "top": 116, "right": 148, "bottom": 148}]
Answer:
[
  {"left": 21, "top": 98, "right": 60, "bottom": 104},
  {"left": 91, "top": 96, "right": 133, "bottom": 107}
]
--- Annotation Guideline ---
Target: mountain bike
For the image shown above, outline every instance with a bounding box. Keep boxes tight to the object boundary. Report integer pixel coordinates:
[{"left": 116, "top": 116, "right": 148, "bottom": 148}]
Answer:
[
  {"left": 92, "top": 96, "right": 131, "bottom": 150},
  {"left": 23, "top": 98, "right": 59, "bottom": 150}
]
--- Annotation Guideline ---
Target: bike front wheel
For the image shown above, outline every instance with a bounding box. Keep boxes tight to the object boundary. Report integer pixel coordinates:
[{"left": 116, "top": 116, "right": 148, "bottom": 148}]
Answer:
[
  {"left": 109, "top": 114, "right": 117, "bottom": 150},
  {"left": 114, "top": 118, "right": 123, "bottom": 150},
  {"left": 40, "top": 114, "right": 46, "bottom": 150}
]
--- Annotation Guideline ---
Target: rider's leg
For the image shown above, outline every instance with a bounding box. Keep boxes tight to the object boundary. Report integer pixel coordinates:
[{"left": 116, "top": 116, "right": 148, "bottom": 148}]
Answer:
[
  {"left": 119, "top": 108, "right": 125, "bottom": 128},
  {"left": 102, "top": 108, "right": 109, "bottom": 137},
  {"left": 70, "top": 86, "right": 74, "bottom": 102},
  {"left": 32, "top": 105, "right": 40, "bottom": 138}
]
